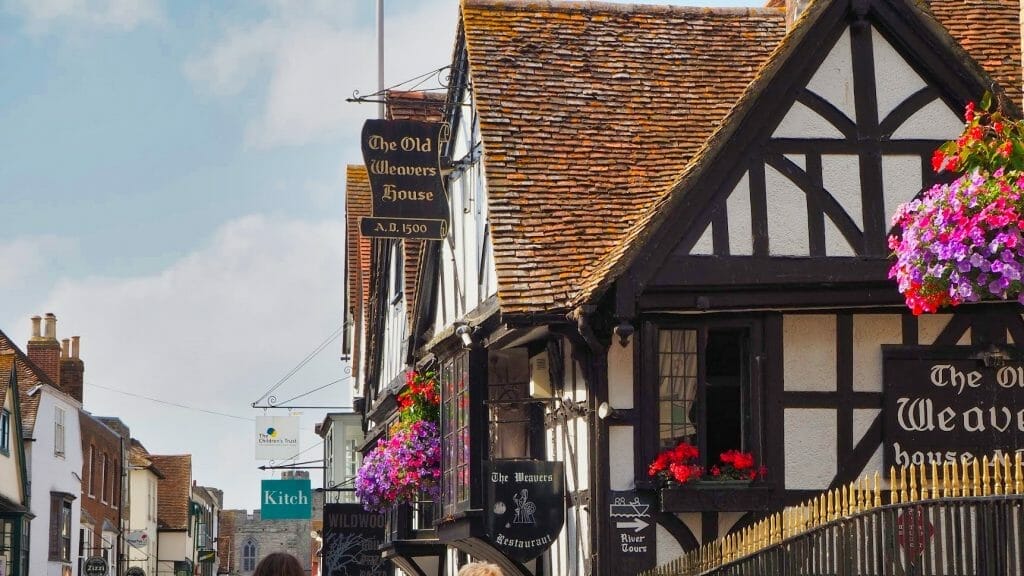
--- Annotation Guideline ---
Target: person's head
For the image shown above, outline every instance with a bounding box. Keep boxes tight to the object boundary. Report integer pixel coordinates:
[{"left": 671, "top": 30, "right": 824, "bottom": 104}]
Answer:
[
  {"left": 457, "top": 561, "right": 503, "bottom": 576},
  {"left": 253, "top": 552, "right": 304, "bottom": 576}
]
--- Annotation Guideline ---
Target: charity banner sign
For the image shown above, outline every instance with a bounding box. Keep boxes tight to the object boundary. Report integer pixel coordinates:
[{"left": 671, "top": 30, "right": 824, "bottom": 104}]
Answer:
[
  {"left": 883, "top": 345, "right": 1024, "bottom": 470},
  {"left": 255, "top": 415, "right": 300, "bottom": 460},
  {"left": 360, "top": 119, "right": 450, "bottom": 240},
  {"left": 125, "top": 529, "right": 149, "bottom": 548},
  {"left": 485, "top": 460, "right": 564, "bottom": 563},
  {"left": 261, "top": 479, "right": 312, "bottom": 520},
  {"left": 322, "top": 503, "right": 386, "bottom": 576}
]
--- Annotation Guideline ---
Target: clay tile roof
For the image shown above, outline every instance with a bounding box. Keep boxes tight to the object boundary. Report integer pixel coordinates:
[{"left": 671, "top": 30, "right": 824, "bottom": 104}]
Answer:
[
  {"left": 149, "top": 454, "right": 191, "bottom": 530},
  {"left": 462, "top": 0, "right": 787, "bottom": 314},
  {"left": 129, "top": 439, "right": 165, "bottom": 479},
  {"left": 346, "top": 166, "right": 372, "bottom": 378},
  {"left": 575, "top": 0, "right": 1023, "bottom": 305},
  {"left": 0, "top": 352, "right": 13, "bottom": 411},
  {"left": 0, "top": 329, "right": 56, "bottom": 436},
  {"left": 386, "top": 90, "right": 447, "bottom": 122},
  {"left": 929, "top": 0, "right": 1022, "bottom": 107}
]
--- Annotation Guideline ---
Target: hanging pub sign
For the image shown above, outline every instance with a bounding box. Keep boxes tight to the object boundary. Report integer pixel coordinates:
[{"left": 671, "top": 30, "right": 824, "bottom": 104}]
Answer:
[
  {"left": 255, "top": 415, "right": 300, "bottom": 461},
  {"left": 261, "top": 478, "right": 312, "bottom": 520},
  {"left": 883, "top": 345, "right": 1024, "bottom": 469},
  {"left": 360, "top": 119, "right": 450, "bottom": 240},
  {"left": 485, "top": 460, "right": 564, "bottom": 563},
  {"left": 321, "top": 503, "right": 386, "bottom": 576},
  {"left": 607, "top": 491, "right": 657, "bottom": 574}
]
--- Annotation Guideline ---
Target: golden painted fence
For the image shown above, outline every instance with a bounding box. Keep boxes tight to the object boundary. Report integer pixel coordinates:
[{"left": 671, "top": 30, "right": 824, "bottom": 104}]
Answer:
[{"left": 642, "top": 452, "right": 1024, "bottom": 576}]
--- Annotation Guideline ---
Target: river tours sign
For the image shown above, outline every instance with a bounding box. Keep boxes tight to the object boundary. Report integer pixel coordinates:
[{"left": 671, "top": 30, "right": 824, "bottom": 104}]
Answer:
[
  {"left": 883, "top": 345, "right": 1024, "bottom": 469},
  {"left": 322, "top": 503, "right": 386, "bottom": 576},
  {"left": 360, "top": 119, "right": 450, "bottom": 240},
  {"left": 485, "top": 460, "right": 564, "bottom": 563},
  {"left": 608, "top": 491, "right": 657, "bottom": 574}
]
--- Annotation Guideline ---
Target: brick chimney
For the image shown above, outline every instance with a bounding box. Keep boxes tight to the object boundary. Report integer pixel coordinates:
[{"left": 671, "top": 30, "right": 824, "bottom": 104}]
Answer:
[
  {"left": 60, "top": 335, "right": 85, "bottom": 404},
  {"left": 27, "top": 313, "right": 61, "bottom": 384}
]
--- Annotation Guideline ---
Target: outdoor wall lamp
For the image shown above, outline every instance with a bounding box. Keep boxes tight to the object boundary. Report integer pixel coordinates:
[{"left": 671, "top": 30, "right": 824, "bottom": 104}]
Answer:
[
  {"left": 455, "top": 324, "right": 473, "bottom": 348},
  {"left": 597, "top": 401, "right": 616, "bottom": 421}
]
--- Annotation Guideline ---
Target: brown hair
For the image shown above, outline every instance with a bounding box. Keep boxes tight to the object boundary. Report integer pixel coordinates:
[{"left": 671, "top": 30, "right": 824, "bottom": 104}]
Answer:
[
  {"left": 457, "top": 562, "right": 503, "bottom": 576},
  {"left": 253, "top": 552, "right": 305, "bottom": 576}
]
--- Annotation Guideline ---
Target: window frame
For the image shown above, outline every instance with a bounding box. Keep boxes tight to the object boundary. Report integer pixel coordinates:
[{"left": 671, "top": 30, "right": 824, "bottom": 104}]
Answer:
[
  {"left": 641, "top": 316, "right": 764, "bottom": 480},
  {"left": 87, "top": 445, "right": 95, "bottom": 498},
  {"left": 100, "top": 453, "right": 109, "bottom": 504},
  {"left": 48, "top": 493, "right": 74, "bottom": 562},
  {"left": 0, "top": 408, "right": 10, "bottom": 455},
  {"left": 440, "top": 350, "right": 472, "bottom": 517},
  {"left": 241, "top": 538, "right": 258, "bottom": 571},
  {"left": 54, "top": 406, "right": 66, "bottom": 458}
]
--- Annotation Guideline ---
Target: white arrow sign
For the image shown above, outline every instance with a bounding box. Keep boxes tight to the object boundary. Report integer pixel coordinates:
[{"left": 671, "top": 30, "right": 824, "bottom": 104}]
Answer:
[{"left": 616, "top": 518, "right": 649, "bottom": 533}]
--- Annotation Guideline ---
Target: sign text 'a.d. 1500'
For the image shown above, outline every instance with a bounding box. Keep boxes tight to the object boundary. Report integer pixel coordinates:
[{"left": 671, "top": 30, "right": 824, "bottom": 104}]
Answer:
[
  {"left": 360, "top": 119, "right": 449, "bottom": 240},
  {"left": 883, "top": 345, "right": 1024, "bottom": 469}
]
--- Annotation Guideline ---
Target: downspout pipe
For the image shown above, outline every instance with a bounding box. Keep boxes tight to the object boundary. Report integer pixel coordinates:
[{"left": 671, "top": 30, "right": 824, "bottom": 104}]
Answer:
[{"left": 567, "top": 305, "right": 608, "bottom": 576}]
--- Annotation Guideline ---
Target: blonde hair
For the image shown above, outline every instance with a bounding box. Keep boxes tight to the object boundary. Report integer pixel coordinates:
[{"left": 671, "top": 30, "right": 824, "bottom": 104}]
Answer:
[{"left": 457, "top": 561, "right": 503, "bottom": 576}]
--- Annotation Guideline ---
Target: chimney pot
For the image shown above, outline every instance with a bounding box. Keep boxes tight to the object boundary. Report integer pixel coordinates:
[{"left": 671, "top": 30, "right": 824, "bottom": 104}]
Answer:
[
  {"left": 43, "top": 313, "right": 57, "bottom": 340},
  {"left": 71, "top": 336, "right": 80, "bottom": 360},
  {"left": 61, "top": 339, "right": 70, "bottom": 359},
  {"left": 31, "top": 316, "right": 41, "bottom": 339}
]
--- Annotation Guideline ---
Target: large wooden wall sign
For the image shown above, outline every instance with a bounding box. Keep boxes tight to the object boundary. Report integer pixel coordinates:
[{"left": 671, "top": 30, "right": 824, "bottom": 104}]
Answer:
[
  {"left": 360, "top": 119, "right": 450, "bottom": 240},
  {"left": 485, "top": 460, "right": 565, "bottom": 563},
  {"left": 883, "top": 345, "right": 1024, "bottom": 469},
  {"left": 322, "top": 503, "right": 387, "bottom": 576}
]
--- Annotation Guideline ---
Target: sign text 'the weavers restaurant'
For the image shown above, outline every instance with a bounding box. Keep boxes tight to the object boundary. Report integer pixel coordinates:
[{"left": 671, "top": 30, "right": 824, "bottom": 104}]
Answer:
[{"left": 360, "top": 119, "right": 450, "bottom": 240}]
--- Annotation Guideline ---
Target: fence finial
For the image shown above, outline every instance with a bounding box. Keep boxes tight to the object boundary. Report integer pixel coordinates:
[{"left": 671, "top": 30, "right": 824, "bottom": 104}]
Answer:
[
  {"left": 1015, "top": 452, "right": 1023, "bottom": 495},
  {"left": 874, "top": 471, "right": 882, "bottom": 507},
  {"left": 982, "top": 456, "right": 991, "bottom": 496},
  {"left": 994, "top": 455, "right": 1004, "bottom": 495}
]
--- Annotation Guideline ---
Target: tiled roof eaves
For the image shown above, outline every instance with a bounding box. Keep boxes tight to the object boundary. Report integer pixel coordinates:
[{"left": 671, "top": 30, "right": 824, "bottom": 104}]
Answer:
[{"left": 462, "top": 0, "right": 786, "bottom": 314}]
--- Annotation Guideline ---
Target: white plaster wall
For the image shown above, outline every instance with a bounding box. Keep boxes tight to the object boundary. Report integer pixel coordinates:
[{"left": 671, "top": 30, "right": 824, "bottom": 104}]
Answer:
[
  {"left": 852, "top": 314, "right": 902, "bottom": 393},
  {"left": 381, "top": 243, "right": 408, "bottom": 387},
  {"left": 727, "top": 172, "right": 753, "bottom": 255},
  {"left": 821, "top": 154, "right": 862, "bottom": 256},
  {"left": 678, "top": 513, "right": 701, "bottom": 547},
  {"left": 129, "top": 468, "right": 159, "bottom": 576},
  {"left": 773, "top": 100, "right": 846, "bottom": 139},
  {"left": 918, "top": 314, "right": 969, "bottom": 345},
  {"left": 607, "top": 339, "right": 633, "bottom": 409},
  {"left": 891, "top": 99, "right": 963, "bottom": 141},
  {"left": 0, "top": 388, "right": 23, "bottom": 503},
  {"left": 785, "top": 408, "right": 837, "bottom": 490},
  {"left": 784, "top": 155, "right": 805, "bottom": 170},
  {"left": 157, "top": 531, "right": 189, "bottom": 575},
  {"left": 28, "top": 390, "right": 83, "bottom": 576},
  {"left": 765, "top": 165, "right": 810, "bottom": 256},
  {"left": 783, "top": 315, "right": 836, "bottom": 392},
  {"left": 718, "top": 512, "right": 746, "bottom": 538},
  {"left": 433, "top": 74, "right": 497, "bottom": 335},
  {"left": 853, "top": 409, "right": 884, "bottom": 481},
  {"left": 871, "top": 27, "right": 927, "bottom": 122},
  {"left": 689, "top": 223, "right": 714, "bottom": 255},
  {"left": 806, "top": 29, "right": 856, "bottom": 122},
  {"left": 882, "top": 155, "right": 923, "bottom": 229},
  {"left": 656, "top": 523, "right": 687, "bottom": 564},
  {"left": 608, "top": 426, "right": 634, "bottom": 490}
]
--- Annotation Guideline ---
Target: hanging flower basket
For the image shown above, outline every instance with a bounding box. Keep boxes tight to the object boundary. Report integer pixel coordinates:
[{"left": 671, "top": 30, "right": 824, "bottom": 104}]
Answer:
[
  {"left": 890, "top": 94, "right": 1024, "bottom": 314},
  {"left": 355, "top": 370, "right": 441, "bottom": 513},
  {"left": 355, "top": 419, "right": 441, "bottom": 513}
]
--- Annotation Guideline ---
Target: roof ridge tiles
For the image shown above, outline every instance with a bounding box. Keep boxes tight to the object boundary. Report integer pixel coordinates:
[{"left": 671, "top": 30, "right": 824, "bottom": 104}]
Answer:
[{"left": 462, "top": 0, "right": 782, "bottom": 16}]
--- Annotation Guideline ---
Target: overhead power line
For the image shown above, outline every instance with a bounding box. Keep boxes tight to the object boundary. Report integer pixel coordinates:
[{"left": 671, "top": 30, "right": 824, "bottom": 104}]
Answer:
[
  {"left": 88, "top": 382, "right": 254, "bottom": 421},
  {"left": 251, "top": 324, "right": 346, "bottom": 407}
]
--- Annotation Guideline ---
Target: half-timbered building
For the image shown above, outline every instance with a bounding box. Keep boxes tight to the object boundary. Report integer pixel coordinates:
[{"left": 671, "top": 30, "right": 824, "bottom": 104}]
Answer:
[{"left": 349, "top": 0, "right": 1024, "bottom": 574}]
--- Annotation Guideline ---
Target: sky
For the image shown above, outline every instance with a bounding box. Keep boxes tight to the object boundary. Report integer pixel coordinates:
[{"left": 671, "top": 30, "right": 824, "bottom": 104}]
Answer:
[{"left": 0, "top": 0, "right": 761, "bottom": 511}]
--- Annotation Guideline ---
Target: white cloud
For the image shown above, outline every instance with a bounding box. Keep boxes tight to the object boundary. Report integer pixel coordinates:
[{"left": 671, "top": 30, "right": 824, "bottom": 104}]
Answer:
[
  {"left": 0, "top": 235, "right": 75, "bottom": 290},
  {"left": 28, "top": 215, "right": 351, "bottom": 509},
  {"left": 185, "top": 0, "right": 457, "bottom": 148},
  {"left": 5, "top": 0, "right": 162, "bottom": 32}
]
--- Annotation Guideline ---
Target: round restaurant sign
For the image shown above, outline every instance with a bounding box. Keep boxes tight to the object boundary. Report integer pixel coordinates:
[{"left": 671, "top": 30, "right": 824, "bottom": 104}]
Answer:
[{"left": 83, "top": 556, "right": 108, "bottom": 576}]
